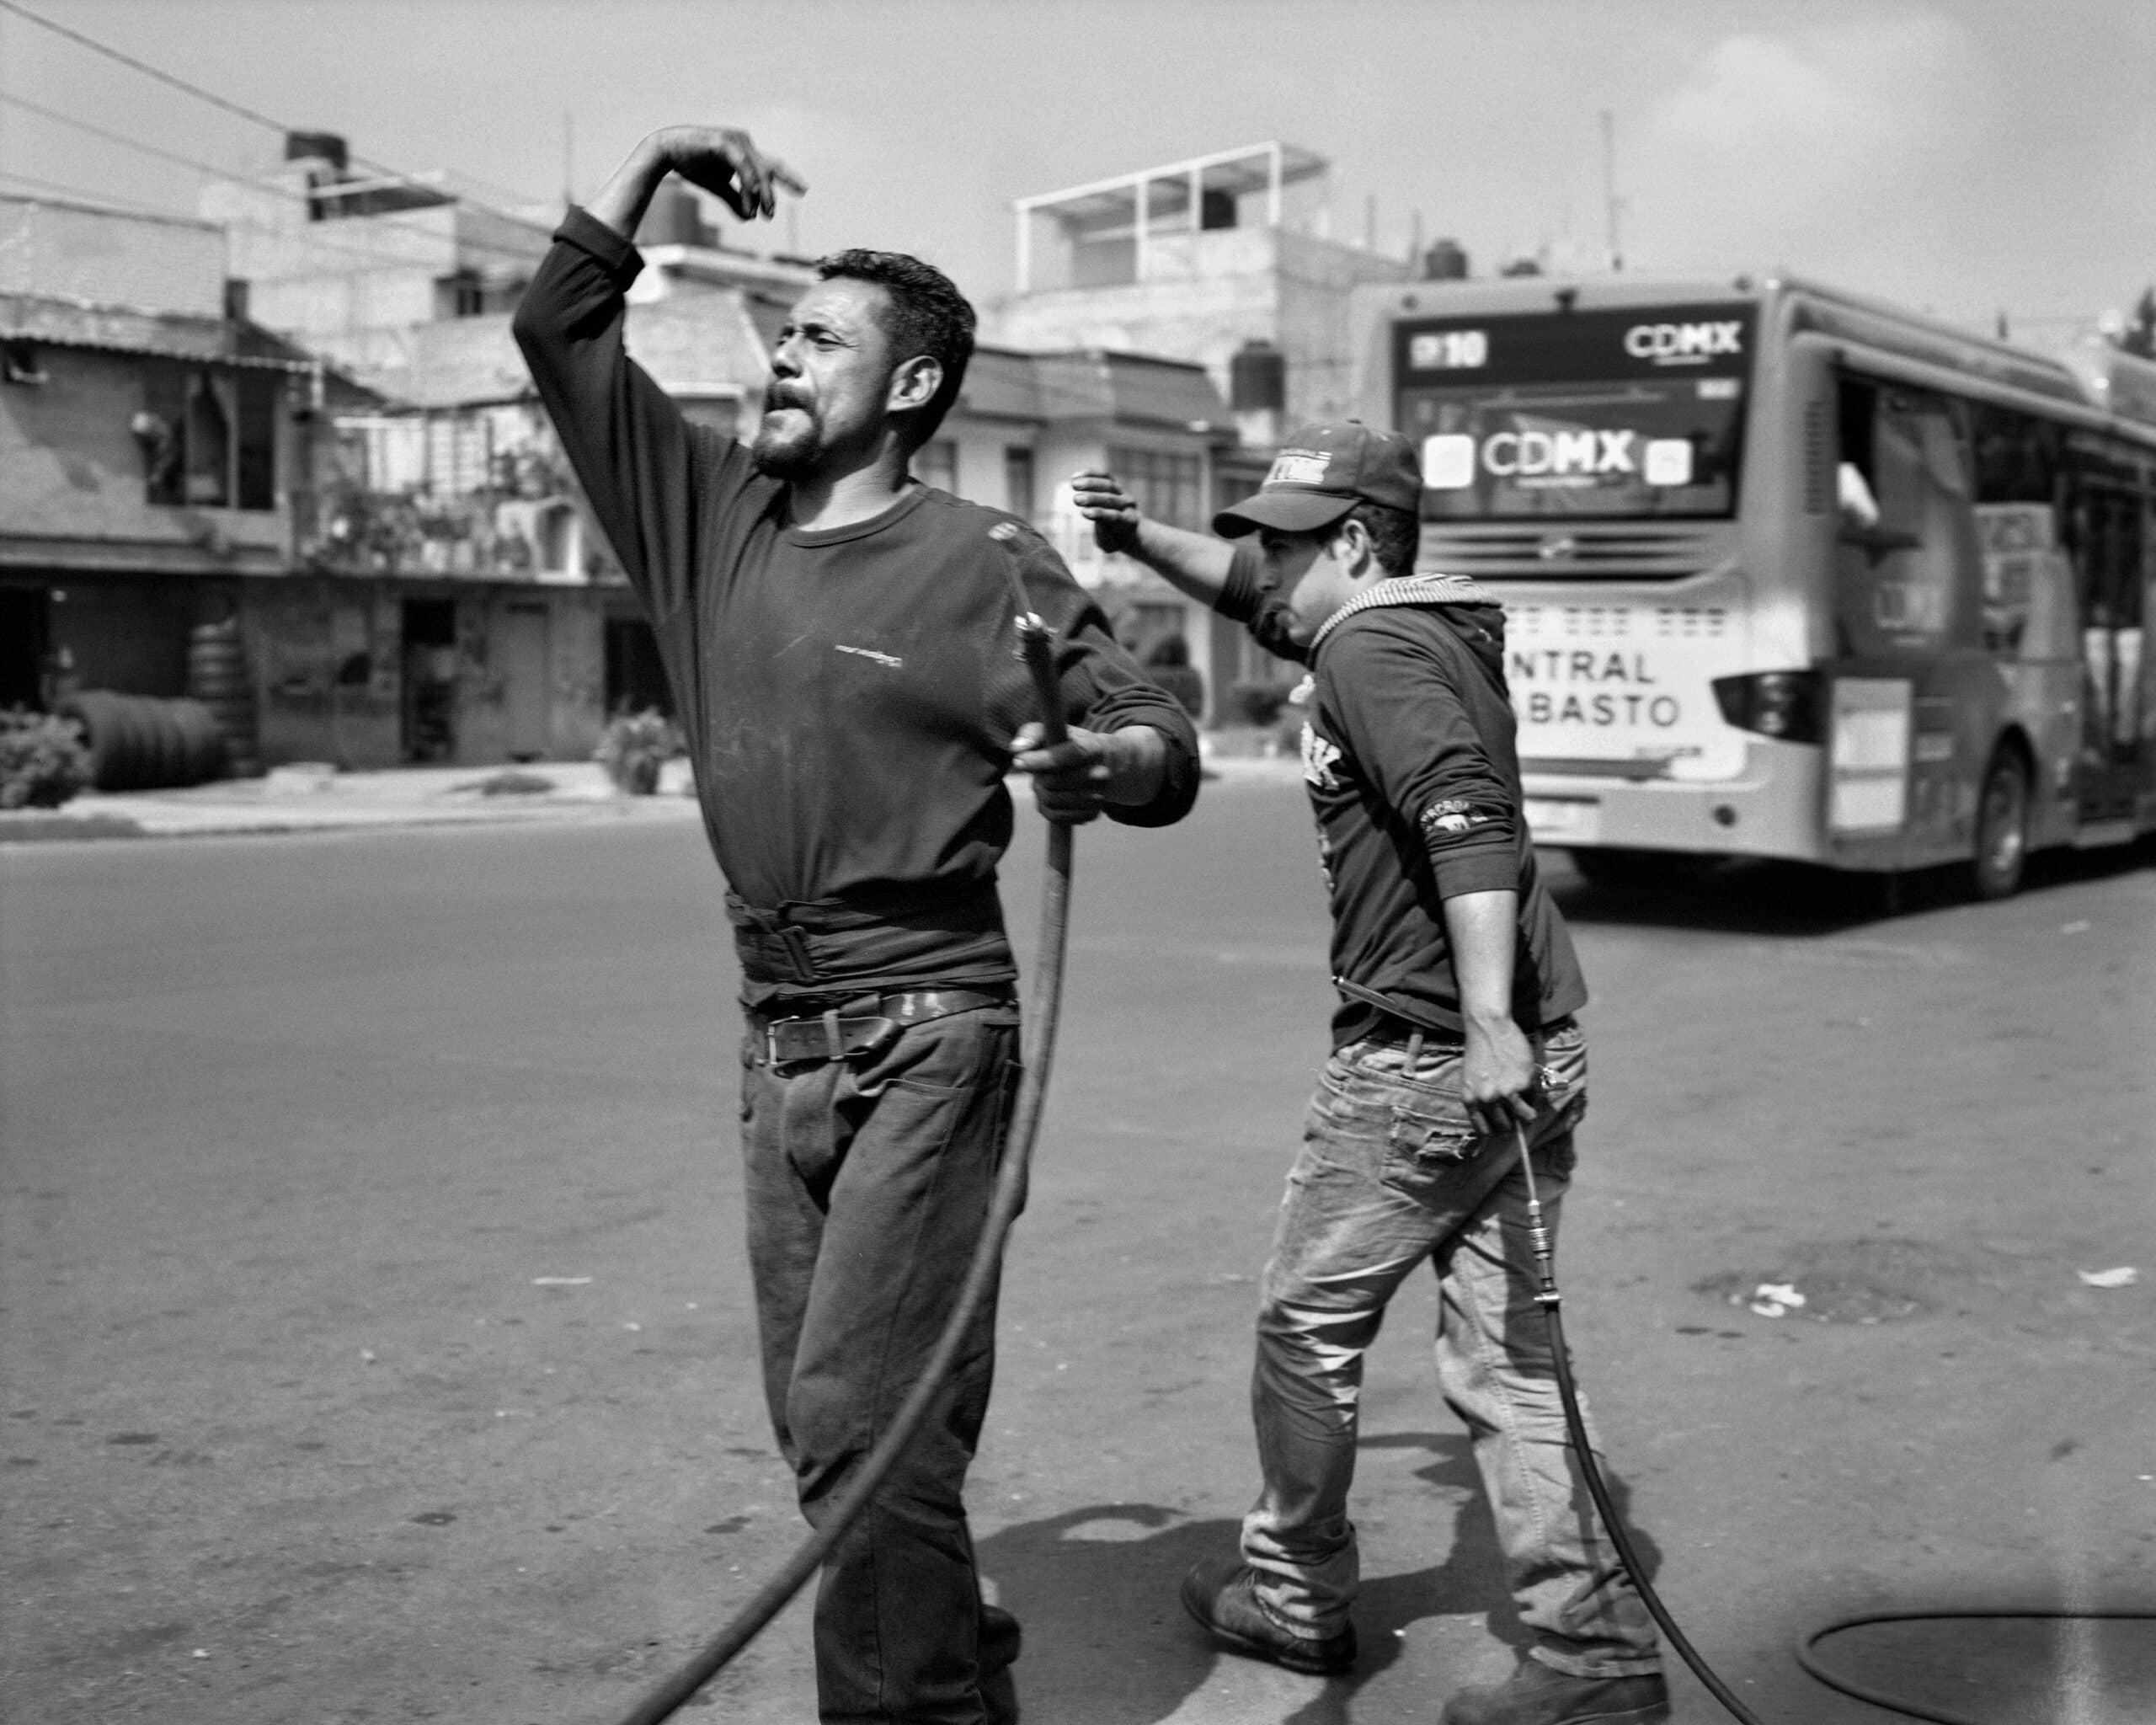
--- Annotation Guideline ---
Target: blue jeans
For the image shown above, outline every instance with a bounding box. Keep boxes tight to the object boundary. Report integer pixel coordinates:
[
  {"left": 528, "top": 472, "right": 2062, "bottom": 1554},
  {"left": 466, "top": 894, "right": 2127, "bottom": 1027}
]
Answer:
[
  {"left": 1241, "top": 1023, "right": 1661, "bottom": 1679},
  {"left": 739, "top": 999, "right": 1022, "bottom": 1723}
]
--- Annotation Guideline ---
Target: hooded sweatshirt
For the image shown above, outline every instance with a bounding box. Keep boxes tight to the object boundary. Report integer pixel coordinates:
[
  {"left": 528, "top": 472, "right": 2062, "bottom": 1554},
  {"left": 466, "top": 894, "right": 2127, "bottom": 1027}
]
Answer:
[{"left": 1218, "top": 549, "right": 1587, "bottom": 1045}]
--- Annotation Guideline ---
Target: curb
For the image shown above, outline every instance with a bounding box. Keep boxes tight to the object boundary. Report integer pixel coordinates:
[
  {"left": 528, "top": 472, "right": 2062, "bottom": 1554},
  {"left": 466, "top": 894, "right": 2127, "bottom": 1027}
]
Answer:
[{"left": 0, "top": 810, "right": 149, "bottom": 844}]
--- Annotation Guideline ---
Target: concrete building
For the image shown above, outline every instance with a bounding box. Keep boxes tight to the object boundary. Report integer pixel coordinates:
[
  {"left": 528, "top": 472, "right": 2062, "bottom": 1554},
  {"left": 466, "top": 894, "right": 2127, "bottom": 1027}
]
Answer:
[
  {"left": 994, "top": 143, "right": 1413, "bottom": 447},
  {"left": 179, "top": 135, "right": 1251, "bottom": 756},
  {"left": 0, "top": 195, "right": 329, "bottom": 746},
  {"left": 291, "top": 166, "right": 1245, "bottom": 724},
  {"left": 186, "top": 143, "right": 808, "bottom": 767},
  {"left": 200, "top": 131, "right": 556, "bottom": 377},
  {"left": 988, "top": 143, "right": 1422, "bottom": 713}
]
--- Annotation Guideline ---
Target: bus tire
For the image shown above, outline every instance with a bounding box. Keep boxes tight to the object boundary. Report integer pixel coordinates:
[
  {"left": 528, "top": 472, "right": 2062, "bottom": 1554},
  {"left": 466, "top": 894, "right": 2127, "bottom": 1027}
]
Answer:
[{"left": 1967, "top": 747, "right": 2031, "bottom": 900}]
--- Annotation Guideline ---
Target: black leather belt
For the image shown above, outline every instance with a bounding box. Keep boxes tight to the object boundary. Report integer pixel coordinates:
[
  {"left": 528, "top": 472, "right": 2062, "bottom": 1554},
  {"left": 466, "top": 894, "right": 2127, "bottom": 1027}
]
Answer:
[
  {"left": 752, "top": 988, "right": 1013, "bottom": 1069},
  {"left": 1365, "top": 1011, "right": 1576, "bottom": 1048}
]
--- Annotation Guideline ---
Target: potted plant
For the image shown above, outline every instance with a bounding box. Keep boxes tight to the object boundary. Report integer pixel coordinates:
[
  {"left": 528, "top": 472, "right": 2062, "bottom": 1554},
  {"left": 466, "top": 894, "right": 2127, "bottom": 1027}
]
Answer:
[
  {"left": 593, "top": 708, "right": 681, "bottom": 795},
  {"left": 0, "top": 708, "right": 92, "bottom": 809}
]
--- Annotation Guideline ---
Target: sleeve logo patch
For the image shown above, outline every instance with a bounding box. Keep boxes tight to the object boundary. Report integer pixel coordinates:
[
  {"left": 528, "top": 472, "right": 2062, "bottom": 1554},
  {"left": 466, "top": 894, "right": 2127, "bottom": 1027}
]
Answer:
[{"left": 1420, "top": 798, "right": 1491, "bottom": 839}]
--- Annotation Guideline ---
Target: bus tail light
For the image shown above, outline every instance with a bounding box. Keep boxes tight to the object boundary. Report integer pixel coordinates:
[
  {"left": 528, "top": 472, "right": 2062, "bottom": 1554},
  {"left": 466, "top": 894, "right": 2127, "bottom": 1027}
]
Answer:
[{"left": 1712, "top": 670, "right": 1822, "bottom": 744}]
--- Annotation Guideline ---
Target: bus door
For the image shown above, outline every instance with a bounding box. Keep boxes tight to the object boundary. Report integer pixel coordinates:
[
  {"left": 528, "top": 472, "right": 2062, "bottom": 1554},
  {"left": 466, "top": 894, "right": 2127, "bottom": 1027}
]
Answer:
[
  {"left": 2061, "top": 473, "right": 2148, "bottom": 828},
  {"left": 1831, "top": 377, "right": 1991, "bottom": 860}
]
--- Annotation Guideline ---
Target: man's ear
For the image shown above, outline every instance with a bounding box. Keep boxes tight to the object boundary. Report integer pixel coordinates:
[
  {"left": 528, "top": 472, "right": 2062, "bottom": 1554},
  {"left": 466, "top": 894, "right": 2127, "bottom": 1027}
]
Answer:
[
  {"left": 888, "top": 355, "right": 942, "bottom": 415},
  {"left": 1332, "top": 515, "right": 1377, "bottom": 579}
]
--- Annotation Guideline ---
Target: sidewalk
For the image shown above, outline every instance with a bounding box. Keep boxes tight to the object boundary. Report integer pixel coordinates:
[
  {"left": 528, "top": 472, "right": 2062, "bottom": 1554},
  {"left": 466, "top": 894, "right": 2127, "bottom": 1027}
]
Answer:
[
  {"left": 0, "top": 759, "right": 705, "bottom": 843},
  {"left": 2, "top": 750, "right": 1305, "bottom": 844}
]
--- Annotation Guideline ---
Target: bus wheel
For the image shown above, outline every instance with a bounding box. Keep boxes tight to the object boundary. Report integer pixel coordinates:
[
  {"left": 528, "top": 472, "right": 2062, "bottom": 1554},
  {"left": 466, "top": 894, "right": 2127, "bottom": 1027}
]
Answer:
[{"left": 1967, "top": 750, "right": 2030, "bottom": 900}]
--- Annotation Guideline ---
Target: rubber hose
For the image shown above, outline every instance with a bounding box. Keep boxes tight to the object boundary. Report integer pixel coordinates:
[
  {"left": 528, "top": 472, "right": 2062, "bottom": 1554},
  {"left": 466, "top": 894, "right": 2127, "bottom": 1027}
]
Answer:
[{"left": 606, "top": 614, "right": 1075, "bottom": 1725}]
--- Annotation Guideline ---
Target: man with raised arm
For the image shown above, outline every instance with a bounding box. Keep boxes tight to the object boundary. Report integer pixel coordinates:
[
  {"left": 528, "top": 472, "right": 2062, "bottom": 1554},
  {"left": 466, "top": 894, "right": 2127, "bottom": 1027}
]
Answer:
[
  {"left": 1071, "top": 436, "right": 1667, "bottom": 1725},
  {"left": 513, "top": 126, "right": 1200, "bottom": 1725}
]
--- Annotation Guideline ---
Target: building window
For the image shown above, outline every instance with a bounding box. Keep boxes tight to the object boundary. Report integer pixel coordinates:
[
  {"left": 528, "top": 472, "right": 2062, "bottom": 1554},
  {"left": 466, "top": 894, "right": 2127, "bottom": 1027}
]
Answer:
[
  {"left": 236, "top": 373, "right": 279, "bottom": 510},
  {"left": 437, "top": 272, "right": 487, "bottom": 318},
  {"left": 1004, "top": 446, "right": 1036, "bottom": 521},
  {"left": 139, "top": 365, "right": 277, "bottom": 512},
  {"left": 1108, "top": 446, "right": 1203, "bottom": 529},
  {"left": 183, "top": 378, "right": 232, "bottom": 506},
  {"left": 915, "top": 438, "right": 958, "bottom": 493}
]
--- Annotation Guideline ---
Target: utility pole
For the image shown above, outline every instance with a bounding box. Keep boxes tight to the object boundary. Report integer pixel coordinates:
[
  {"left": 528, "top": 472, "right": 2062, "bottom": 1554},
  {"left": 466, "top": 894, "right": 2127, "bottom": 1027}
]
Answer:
[{"left": 1600, "top": 109, "right": 1623, "bottom": 272}]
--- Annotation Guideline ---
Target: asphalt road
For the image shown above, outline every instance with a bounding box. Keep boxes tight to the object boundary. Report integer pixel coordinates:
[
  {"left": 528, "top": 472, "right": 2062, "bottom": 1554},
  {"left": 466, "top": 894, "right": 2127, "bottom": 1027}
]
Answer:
[{"left": 4, "top": 779, "right": 2153, "bottom": 1725}]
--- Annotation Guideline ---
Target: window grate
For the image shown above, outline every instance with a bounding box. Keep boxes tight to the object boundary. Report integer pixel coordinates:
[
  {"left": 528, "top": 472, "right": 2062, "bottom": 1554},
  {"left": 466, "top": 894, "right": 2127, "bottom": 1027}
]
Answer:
[{"left": 1803, "top": 398, "right": 1831, "bottom": 514}]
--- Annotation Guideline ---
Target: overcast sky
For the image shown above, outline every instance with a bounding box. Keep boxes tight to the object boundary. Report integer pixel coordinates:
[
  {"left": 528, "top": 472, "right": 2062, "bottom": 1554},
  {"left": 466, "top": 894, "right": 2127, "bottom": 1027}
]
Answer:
[{"left": 2, "top": 0, "right": 2150, "bottom": 338}]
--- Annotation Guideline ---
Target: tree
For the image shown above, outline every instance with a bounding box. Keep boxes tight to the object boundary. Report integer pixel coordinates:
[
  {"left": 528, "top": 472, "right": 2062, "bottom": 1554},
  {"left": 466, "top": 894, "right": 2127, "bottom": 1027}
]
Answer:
[{"left": 2124, "top": 286, "right": 2156, "bottom": 359}]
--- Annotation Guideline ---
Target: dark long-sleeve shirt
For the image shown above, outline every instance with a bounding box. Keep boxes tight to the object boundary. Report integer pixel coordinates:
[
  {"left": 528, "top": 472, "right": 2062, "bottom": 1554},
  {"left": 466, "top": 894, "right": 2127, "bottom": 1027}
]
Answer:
[
  {"left": 1217, "top": 546, "right": 1586, "bottom": 1043},
  {"left": 515, "top": 210, "right": 1199, "bottom": 1001}
]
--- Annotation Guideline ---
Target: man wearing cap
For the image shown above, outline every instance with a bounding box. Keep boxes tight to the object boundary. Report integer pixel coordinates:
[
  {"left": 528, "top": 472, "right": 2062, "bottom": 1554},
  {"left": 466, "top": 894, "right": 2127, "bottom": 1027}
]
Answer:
[{"left": 1069, "top": 425, "right": 1666, "bottom": 1725}]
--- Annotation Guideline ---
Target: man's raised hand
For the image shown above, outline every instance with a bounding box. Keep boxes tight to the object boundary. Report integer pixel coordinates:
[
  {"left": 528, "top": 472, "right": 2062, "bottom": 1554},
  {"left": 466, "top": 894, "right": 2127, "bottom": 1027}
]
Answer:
[
  {"left": 657, "top": 126, "right": 807, "bottom": 221},
  {"left": 1069, "top": 470, "right": 1141, "bottom": 557}
]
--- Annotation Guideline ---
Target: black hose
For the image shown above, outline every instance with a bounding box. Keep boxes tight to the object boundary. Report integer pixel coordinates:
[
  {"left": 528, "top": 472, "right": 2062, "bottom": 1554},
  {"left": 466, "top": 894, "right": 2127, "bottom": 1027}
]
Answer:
[
  {"left": 1797, "top": 1609, "right": 2156, "bottom": 1725},
  {"left": 605, "top": 606, "right": 1075, "bottom": 1725},
  {"left": 1515, "top": 1125, "right": 2156, "bottom": 1725},
  {"left": 1513, "top": 1126, "right": 1769, "bottom": 1725}
]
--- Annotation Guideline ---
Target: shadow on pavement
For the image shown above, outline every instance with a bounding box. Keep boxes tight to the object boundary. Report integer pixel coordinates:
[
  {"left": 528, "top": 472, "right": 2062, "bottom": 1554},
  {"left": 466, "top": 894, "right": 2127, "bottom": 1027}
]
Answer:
[
  {"left": 1546, "top": 836, "right": 2155, "bottom": 938},
  {"left": 974, "top": 1430, "right": 1662, "bottom": 1722}
]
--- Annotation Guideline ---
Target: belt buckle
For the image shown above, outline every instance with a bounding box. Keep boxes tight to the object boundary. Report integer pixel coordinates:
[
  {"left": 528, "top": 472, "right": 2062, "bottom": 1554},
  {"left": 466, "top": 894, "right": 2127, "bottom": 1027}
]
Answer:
[{"left": 763, "top": 1009, "right": 835, "bottom": 1069}]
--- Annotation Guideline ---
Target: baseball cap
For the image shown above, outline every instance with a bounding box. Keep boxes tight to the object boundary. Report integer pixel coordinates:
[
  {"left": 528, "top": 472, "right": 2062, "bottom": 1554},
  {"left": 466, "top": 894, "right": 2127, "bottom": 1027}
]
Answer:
[{"left": 1212, "top": 420, "right": 1422, "bottom": 538}]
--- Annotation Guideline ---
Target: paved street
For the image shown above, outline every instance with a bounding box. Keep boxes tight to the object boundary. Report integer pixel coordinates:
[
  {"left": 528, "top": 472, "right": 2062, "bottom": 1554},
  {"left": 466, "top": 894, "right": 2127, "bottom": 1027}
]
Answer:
[{"left": 3, "top": 778, "right": 2153, "bottom": 1725}]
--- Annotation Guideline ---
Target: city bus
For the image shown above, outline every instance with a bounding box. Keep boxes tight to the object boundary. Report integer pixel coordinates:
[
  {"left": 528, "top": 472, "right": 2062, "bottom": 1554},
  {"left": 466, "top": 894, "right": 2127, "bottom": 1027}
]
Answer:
[{"left": 1354, "top": 273, "right": 2156, "bottom": 896}]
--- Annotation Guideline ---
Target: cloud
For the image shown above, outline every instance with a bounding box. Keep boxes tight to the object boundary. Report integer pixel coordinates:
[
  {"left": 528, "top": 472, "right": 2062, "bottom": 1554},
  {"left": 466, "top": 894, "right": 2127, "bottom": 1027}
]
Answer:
[{"left": 1626, "top": 10, "right": 1987, "bottom": 293}]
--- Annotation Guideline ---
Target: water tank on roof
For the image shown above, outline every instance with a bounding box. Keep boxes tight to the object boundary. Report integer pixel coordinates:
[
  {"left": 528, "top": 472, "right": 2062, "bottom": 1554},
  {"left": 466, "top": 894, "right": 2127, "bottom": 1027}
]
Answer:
[
  {"left": 285, "top": 131, "right": 349, "bottom": 173},
  {"left": 1230, "top": 340, "right": 1285, "bottom": 413},
  {"left": 642, "top": 182, "right": 712, "bottom": 248},
  {"left": 1421, "top": 238, "right": 1469, "bottom": 280}
]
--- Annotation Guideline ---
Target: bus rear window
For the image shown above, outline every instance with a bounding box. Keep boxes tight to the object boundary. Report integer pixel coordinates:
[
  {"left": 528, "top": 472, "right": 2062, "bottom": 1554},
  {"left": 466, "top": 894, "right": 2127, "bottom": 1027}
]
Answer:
[{"left": 1395, "top": 304, "right": 1754, "bottom": 521}]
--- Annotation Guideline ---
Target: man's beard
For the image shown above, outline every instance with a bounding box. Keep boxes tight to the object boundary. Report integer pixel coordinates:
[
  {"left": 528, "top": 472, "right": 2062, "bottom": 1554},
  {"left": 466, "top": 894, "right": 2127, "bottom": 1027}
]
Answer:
[{"left": 750, "top": 402, "right": 819, "bottom": 479}]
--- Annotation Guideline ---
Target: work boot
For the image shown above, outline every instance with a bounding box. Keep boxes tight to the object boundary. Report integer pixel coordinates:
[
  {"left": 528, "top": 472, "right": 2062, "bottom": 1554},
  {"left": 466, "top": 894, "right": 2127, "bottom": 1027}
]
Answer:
[
  {"left": 1439, "top": 1657, "right": 1669, "bottom": 1725},
  {"left": 1179, "top": 1557, "right": 1357, "bottom": 1676},
  {"left": 979, "top": 1603, "right": 1022, "bottom": 1724}
]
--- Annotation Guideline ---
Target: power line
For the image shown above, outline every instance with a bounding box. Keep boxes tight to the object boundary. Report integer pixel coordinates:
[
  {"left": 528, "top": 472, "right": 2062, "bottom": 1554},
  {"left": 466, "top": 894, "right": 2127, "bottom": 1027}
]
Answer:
[
  {"left": 0, "top": 0, "right": 547, "bottom": 227},
  {"left": 0, "top": 90, "right": 553, "bottom": 266},
  {"left": 0, "top": 166, "right": 506, "bottom": 280},
  {"left": 0, "top": 164, "right": 196, "bottom": 221},
  {"left": 0, "top": 0, "right": 291, "bottom": 136},
  {"left": 0, "top": 87, "right": 251, "bottom": 183}
]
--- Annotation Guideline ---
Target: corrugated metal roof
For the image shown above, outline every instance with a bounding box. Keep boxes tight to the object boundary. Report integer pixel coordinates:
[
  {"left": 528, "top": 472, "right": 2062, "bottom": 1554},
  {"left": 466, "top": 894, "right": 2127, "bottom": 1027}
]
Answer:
[
  {"left": 0, "top": 291, "right": 321, "bottom": 373},
  {"left": 1019, "top": 350, "right": 1229, "bottom": 430},
  {"left": 959, "top": 346, "right": 1042, "bottom": 419},
  {"left": 1097, "top": 351, "right": 1230, "bottom": 430}
]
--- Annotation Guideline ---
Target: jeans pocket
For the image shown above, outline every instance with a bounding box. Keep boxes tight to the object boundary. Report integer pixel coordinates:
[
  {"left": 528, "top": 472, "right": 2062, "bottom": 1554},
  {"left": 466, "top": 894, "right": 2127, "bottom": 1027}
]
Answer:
[{"left": 1379, "top": 1095, "right": 1486, "bottom": 1207}]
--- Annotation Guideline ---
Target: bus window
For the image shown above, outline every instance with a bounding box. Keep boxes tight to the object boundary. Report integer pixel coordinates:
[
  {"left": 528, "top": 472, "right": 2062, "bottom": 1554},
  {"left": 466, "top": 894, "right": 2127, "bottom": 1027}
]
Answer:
[
  {"left": 1971, "top": 405, "right": 2067, "bottom": 658},
  {"left": 1396, "top": 303, "right": 1752, "bottom": 521},
  {"left": 1833, "top": 378, "right": 1980, "bottom": 656},
  {"left": 2061, "top": 462, "right": 2148, "bottom": 765}
]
